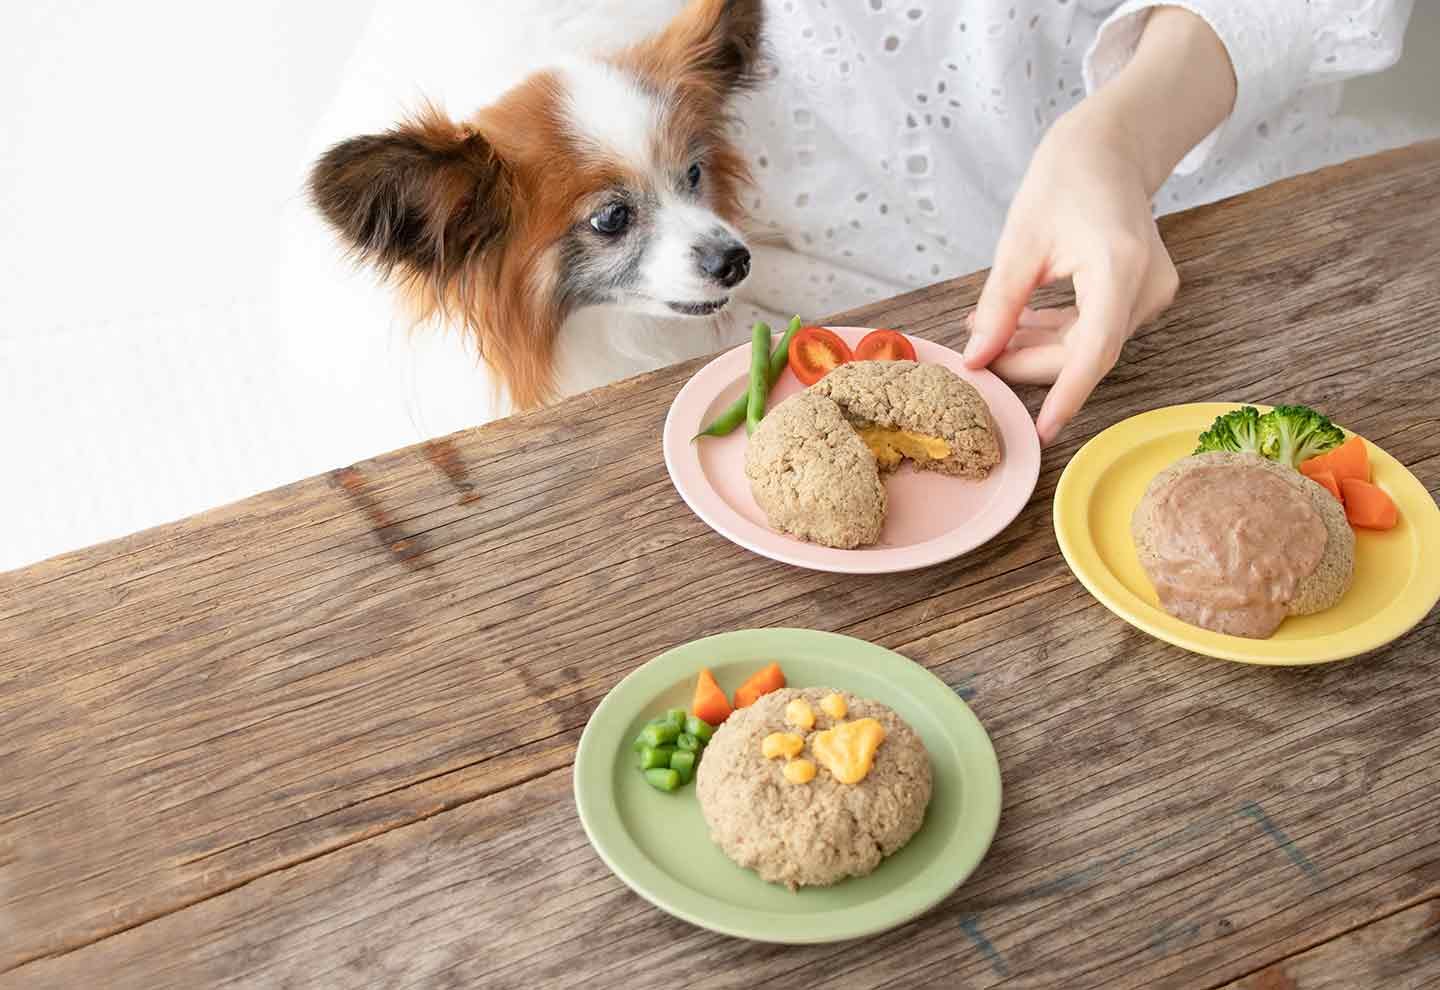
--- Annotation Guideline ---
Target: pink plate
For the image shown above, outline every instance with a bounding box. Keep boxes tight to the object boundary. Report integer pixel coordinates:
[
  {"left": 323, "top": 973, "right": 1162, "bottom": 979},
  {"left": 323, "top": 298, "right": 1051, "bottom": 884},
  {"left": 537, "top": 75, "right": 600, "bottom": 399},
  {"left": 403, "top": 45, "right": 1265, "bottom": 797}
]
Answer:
[{"left": 662, "top": 327, "right": 1041, "bottom": 574}]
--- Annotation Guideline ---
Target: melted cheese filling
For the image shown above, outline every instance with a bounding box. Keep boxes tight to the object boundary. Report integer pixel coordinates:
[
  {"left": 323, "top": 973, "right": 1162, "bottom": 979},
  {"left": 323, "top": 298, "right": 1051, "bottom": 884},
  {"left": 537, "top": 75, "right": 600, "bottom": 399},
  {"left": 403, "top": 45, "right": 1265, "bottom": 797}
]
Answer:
[{"left": 856, "top": 426, "right": 952, "bottom": 469}]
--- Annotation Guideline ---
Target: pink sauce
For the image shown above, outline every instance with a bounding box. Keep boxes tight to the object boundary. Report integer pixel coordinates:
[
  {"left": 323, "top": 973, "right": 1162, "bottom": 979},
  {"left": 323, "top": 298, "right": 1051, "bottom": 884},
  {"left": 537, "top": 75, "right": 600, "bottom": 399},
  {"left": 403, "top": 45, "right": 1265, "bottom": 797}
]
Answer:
[{"left": 1141, "top": 464, "right": 1327, "bottom": 639}]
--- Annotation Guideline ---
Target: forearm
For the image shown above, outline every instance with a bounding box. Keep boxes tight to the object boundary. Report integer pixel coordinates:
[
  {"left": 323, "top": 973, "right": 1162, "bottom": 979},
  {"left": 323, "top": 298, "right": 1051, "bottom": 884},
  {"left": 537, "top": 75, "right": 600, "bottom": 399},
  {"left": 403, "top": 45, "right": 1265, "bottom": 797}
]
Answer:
[{"left": 1081, "top": 6, "right": 1238, "bottom": 196}]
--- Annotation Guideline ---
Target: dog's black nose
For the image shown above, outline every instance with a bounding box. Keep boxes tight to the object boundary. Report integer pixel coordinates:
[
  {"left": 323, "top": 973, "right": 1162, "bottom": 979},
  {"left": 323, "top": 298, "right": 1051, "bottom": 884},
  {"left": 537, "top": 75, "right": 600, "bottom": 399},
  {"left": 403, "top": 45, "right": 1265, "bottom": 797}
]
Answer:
[{"left": 698, "top": 244, "right": 751, "bottom": 288}]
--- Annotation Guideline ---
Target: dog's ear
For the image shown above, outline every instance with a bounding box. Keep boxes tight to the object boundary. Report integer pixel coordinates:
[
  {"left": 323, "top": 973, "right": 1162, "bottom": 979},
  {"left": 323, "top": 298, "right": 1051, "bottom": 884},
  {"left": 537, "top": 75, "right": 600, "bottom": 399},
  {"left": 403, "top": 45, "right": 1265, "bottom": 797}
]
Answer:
[
  {"left": 309, "top": 108, "right": 511, "bottom": 282},
  {"left": 619, "top": 0, "right": 766, "bottom": 100}
]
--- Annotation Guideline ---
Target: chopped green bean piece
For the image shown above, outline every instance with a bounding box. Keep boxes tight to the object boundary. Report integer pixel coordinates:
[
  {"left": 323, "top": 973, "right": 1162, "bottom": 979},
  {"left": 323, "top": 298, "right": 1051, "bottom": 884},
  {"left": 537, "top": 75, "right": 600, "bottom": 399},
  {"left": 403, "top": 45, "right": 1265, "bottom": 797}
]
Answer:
[
  {"left": 644, "top": 768, "right": 682, "bottom": 792},
  {"left": 664, "top": 708, "right": 688, "bottom": 731},
  {"left": 632, "top": 734, "right": 649, "bottom": 753},
  {"left": 676, "top": 732, "right": 703, "bottom": 753},
  {"left": 637, "top": 745, "right": 676, "bottom": 771},
  {"left": 670, "top": 750, "right": 697, "bottom": 784},
  {"left": 639, "top": 722, "right": 680, "bottom": 748},
  {"left": 684, "top": 715, "right": 715, "bottom": 742}
]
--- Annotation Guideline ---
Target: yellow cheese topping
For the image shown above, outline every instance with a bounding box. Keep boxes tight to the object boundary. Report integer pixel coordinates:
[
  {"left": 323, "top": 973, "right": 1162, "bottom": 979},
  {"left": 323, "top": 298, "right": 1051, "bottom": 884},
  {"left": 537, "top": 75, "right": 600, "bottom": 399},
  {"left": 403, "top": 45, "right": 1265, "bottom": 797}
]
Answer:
[
  {"left": 761, "top": 732, "right": 805, "bottom": 760},
  {"left": 783, "top": 759, "right": 817, "bottom": 784},
  {"left": 820, "top": 693, "right": 848, "bottom": 720},
  {"left": 785, "top": 698, "right": 816, "bottom": 730},
  {"left": 856, "top": 426, "right": 952, "bottom": 470},
  {"left": 811, "top": 718, "right": 887, "bottom": 784}
]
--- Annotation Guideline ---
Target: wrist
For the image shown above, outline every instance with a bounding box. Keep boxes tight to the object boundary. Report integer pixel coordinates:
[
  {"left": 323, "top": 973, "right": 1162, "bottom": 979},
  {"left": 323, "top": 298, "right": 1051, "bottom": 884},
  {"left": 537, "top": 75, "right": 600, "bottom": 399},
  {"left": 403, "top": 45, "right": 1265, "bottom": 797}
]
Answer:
[
  {"left": 1074, "top": 76, "right": 1169, "bottom": 196},
  {"left": 1082, "top": 5, "right": 1238, "bottom": 196},
  {"left": 1053, "top": 96, "right": 1154, "bottom": 196}
]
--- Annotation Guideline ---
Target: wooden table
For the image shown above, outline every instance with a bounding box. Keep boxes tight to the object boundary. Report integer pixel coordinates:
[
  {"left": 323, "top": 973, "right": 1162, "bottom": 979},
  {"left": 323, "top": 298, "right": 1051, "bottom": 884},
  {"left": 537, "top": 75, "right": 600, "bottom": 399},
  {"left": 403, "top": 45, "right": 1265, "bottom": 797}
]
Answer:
[{"left": 4, "top": 143, "right": 1440, "bottom": 990}]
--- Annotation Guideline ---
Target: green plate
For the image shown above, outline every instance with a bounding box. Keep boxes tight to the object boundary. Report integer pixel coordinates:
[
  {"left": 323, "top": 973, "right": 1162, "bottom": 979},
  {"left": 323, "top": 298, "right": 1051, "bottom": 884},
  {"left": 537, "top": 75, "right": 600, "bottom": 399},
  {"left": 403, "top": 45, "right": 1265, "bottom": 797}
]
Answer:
[{"left": 573, "top": 628, "right": 1003, "bottom": 943}]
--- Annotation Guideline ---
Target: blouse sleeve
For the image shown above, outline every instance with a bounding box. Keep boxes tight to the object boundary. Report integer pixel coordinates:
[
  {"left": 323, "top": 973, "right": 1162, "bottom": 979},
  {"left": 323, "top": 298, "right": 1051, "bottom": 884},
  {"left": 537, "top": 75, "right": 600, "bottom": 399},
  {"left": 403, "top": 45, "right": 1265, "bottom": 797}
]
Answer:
[{"left": 1081, "top": 1, "right": 1412, "bottom": 175}]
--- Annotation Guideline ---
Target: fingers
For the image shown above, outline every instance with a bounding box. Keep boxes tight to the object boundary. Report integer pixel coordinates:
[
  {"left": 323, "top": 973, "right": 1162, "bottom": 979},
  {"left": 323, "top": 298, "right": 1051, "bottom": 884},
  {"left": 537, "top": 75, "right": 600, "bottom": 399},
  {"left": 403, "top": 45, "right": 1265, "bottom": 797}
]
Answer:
[
  {"left": 990, "top": 341, "right": 1068, "bottom": 384},
  {"left": 965, "top": 232, "right": 1045, "bottom": 370},
  {"left": 1008, "top": 326, "right": 1064, "bottom": 351},
  {"left": 1034, "top": 271, "right": 1134, "bottom": 445},
  {"left": 983, "top": 308, "right": 1079, "bottom": 384},
  {"left": 1016, "top": 306, "right": 1077, "bottom": 330}
]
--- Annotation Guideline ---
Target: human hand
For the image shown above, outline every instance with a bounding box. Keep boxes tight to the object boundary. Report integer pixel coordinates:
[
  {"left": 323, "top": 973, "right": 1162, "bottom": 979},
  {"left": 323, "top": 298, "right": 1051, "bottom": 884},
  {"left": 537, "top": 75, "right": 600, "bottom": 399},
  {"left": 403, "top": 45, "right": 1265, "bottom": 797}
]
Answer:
[{"left": 963, "top": 106, "right": 1178, "bottom": 446}]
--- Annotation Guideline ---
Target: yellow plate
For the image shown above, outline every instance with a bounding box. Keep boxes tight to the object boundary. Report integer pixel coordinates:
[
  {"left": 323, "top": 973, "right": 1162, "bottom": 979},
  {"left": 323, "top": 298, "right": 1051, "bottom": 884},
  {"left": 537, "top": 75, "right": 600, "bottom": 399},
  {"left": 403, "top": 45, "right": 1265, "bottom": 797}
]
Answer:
[{"left": 1054, "top": 403, "right": 1440, "bottom": 664}]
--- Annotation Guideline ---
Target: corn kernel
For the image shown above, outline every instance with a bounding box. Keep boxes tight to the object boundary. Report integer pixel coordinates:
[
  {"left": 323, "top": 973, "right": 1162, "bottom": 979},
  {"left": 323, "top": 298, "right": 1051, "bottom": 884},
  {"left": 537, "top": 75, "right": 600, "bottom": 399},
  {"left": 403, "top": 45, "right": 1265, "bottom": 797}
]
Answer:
[
  {"left": 761, "top": 732, "right": 805, "bottom": 760},
  {"left": 783, "top": 758, "right": 817, "bottom": 784},
  {"left": 785, "top": 697, "right": 816, "bottom": 730}
]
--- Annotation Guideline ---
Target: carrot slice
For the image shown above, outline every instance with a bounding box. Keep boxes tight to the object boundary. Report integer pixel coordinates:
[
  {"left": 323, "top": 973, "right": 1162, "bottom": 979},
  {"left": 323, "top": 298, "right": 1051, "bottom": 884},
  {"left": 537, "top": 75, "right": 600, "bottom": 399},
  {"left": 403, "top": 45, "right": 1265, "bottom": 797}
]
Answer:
[
  {"left": 733, "top": 662, "right": 786, "bottom": 709},
  {"left": 1308, "top": 469, "right": 1343, "bottom": 504},
  {"left": 691, "top": 668, "right": 733, "bottom": 726},
  {"left": 1339, "top": 478, "right": 1398, "bottom": 530},
  {"left": 1300, "top": 436, "right": 1369, "bottom": 484}
]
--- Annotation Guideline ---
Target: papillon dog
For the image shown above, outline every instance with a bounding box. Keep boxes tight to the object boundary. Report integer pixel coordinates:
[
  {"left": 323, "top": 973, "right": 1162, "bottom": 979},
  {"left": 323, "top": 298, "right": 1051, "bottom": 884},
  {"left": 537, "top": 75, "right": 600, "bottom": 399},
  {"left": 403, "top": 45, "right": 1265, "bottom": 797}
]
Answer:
[{"left": 308, "top": 0, "right": 764, "bottom": 411}]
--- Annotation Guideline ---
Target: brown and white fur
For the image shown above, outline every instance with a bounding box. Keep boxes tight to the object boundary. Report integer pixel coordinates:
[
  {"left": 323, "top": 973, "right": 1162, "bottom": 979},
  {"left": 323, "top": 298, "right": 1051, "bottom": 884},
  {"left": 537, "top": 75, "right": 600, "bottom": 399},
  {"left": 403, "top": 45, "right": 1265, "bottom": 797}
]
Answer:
[{"left": 308, "top": 0, "right": 764, "bottom": 412}]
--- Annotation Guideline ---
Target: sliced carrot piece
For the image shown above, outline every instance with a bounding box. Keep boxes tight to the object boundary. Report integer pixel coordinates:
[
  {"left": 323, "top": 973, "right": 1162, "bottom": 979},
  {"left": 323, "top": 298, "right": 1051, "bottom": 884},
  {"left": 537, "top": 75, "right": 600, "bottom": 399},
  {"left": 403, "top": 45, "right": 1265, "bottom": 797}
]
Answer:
[
  {"left": 1300, "top": 436, "right": 1369, "bottom": 484},
  {"left": 1339, "top": 478, "right": 1398, "bottom": 530},
  {"left": 691, "top": 668, "right": 733, "bottom": 726},
  {"left": 733, "top": 662, "right": 786, "bottom": 709},
  {"left": 1308, "top": 469, "right": 1343, "bottom": 504}
]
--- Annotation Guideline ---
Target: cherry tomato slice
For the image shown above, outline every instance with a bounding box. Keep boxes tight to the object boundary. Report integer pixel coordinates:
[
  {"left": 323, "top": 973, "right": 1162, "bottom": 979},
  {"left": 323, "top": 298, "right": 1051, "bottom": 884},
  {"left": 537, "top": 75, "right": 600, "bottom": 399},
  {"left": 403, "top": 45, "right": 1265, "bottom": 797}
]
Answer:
[
  {"left": 787, "top": 326, "right": 854, "bottom": 385},
  {"left": 853, "top": 329, "right": 917, "bottom": 362}
]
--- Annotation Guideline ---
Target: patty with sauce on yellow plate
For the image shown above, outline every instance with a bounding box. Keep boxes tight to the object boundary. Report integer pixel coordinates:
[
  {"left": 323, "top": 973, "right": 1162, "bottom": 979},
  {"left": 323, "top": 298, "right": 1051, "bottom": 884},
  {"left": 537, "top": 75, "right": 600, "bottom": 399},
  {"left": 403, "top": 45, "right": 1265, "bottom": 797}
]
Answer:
[{"left": 1133, "top": 451, "right": 1354, "bottom": 639}]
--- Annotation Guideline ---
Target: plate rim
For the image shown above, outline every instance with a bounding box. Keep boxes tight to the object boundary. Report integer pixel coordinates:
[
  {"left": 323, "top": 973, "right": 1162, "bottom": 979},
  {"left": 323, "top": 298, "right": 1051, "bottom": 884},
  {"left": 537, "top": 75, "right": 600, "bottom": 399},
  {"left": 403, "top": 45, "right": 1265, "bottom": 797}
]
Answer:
[
  {"left": 1053, "top": 401, "right": 1440, "bottom": 665},
  {"left": 572, "top": 628, "right": 1003, "bottom": 944},
  {"left": 662, "top": 327, "right": 1041, "bottom": 575}
]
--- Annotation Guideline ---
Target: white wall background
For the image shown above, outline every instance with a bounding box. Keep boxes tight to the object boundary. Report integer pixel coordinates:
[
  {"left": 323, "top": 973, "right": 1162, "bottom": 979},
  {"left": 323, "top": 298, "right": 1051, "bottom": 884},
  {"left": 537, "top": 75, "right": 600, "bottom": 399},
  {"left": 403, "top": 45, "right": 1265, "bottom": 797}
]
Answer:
[{"left": 2, "top": 1, "right": 1438, "bottom": 573}]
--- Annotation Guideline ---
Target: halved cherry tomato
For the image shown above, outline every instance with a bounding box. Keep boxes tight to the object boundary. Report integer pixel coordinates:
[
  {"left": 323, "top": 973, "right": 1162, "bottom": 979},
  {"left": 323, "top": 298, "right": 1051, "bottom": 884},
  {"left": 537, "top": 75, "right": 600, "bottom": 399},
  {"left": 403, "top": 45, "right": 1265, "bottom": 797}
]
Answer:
[
  {"left": 854, "top": 329, "right": 917, "bottom": 362},
  {"left": 787, "top": 326, "right": 854, "bottom": 385}
]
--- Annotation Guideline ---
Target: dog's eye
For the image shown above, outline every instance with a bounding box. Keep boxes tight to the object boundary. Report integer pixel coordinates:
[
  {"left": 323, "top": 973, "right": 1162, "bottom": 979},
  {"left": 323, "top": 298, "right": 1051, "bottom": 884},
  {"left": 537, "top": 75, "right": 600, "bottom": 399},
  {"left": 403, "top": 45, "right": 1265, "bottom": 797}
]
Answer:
[
  {"left": 590, "top": 202, "right": 630, "bottom": 236},
  {"left": 687, "top": 162, "right": 702, "bottom": 190}
]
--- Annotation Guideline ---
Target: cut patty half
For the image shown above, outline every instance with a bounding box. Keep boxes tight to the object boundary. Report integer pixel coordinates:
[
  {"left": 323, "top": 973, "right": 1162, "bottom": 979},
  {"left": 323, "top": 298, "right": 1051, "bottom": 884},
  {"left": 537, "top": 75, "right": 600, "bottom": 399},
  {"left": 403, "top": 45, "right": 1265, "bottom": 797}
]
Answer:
[
  {"left": 811, "top": 360, "right": 1001, "bottom": 478},
  {"left": 744, "top": 391, "right": 887, "bottom": 550}
]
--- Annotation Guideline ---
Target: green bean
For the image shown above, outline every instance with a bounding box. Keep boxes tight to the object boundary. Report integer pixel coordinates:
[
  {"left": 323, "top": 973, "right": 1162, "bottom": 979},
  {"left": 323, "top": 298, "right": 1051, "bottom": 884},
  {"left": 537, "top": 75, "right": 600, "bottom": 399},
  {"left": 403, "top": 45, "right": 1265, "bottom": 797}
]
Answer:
[
  {"left": 637, "top": 745, "right": 676, "bottom": 771},
  {"left": 644, "top": 768, "right": 683, "bottom": 792},
  {"left": 664, "top": 708, "right": 687, "bottom": 732},
  {"left": 669, "top": 750, "right": 697, "bottom": 784},
  {"left": 639, "top": 722, "right": 680, "bottom": 748},
  {"left": 693, "top": 323, "right": 766, "bottom": 440},
  {"left": 745, "top": 322, "right": 772, "bottom": 435},
  {"left": 632, "top": 733, "right": 649, "bottom": 753},
  {"left": 769, "top": 315, "right": 804, "bottom": 381},
  {"left": 693, "top": 316, "right": 804, "bottom": 440},
  {"left": 676, "top": 732, "right": 703, "bottom": 753},
  {"left": 693, "top": 393, "right": 749, "bottom": 439},
  {"left": 693, "top": 388, "right": 750, "bottom": 439},
  {"left": 683, "top": 715, "right": 714, "bottom": 743}
]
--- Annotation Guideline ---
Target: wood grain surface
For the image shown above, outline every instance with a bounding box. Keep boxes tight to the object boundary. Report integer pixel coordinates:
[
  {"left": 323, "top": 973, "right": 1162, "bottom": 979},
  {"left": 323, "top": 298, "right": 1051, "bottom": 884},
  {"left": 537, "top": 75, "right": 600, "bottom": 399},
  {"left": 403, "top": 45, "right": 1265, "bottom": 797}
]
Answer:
[
  {"left": 1217, "top": 899, "right": 1439, "bottom": 990},
  {"left": 3, "top": 141, "right": 1439, "bottom": 989}
]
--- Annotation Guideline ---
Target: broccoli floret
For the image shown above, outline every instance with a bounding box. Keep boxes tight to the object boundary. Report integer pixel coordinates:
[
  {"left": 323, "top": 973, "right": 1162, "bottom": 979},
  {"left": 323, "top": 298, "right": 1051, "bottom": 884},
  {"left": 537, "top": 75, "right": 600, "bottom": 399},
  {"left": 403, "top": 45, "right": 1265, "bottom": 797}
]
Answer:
[
  {"left": 1193, "top": 406, "right": 1264, "bottom": 456},
  {"left": 1258, "top": 404, "right": 1345, "bottom": 466}
]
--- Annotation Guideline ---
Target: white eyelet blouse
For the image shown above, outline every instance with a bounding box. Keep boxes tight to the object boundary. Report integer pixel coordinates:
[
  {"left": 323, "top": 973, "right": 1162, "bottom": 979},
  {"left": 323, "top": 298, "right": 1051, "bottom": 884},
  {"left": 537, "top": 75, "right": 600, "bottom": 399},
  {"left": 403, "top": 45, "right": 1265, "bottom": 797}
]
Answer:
[{"left": 729, "top": 0, "right": 1420, "bottom": 331}]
